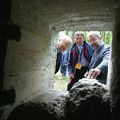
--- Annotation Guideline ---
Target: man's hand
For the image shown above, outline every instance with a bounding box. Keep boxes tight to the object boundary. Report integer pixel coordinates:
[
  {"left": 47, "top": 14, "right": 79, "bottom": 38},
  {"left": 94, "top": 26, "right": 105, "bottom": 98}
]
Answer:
[{"left": 87, "top": 68, "right": 101, "bottom": 79}]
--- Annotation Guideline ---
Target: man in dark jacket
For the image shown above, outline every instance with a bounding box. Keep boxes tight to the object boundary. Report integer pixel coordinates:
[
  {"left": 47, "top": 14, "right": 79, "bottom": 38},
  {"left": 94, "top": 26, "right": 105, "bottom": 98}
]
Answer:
[
  {"left": 67, "top": 31, "right": 94, "bottom": 91},
  {"left": 84, "top": 31, "right": 110, "bottom": 84},
  {"left": 55, "top": 35, "right": 72, "bottom": 74}
]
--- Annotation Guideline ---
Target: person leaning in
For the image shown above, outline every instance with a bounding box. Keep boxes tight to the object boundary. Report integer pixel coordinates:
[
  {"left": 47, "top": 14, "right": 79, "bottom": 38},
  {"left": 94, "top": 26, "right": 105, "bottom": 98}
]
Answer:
[
  {"left": 55, "top": 35, "right": 72, "bottom": 74},
  {"left": 84, "top": 31, "right": 110, "bottom": 84}
]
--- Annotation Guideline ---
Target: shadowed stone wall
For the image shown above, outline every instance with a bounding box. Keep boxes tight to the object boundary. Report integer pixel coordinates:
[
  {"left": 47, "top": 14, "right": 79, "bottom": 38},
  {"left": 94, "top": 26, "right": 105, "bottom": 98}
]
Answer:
[
  {"left": 110, "top": 8, "right": 120, "bottom": 119},
  {"left": 3, "top": 0, "right": 57, "bottom": 102}
]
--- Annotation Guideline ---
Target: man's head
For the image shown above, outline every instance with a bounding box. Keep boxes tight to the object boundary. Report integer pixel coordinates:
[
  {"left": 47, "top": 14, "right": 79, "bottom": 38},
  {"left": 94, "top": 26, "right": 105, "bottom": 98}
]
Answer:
[
  {"left": 57, "top": 35, "right": 72, "bottom": 51},
  {"left": 88, "top": 31, "right": 102, "bottom": 49},
  {"left": 74, "top": 31, "right": 84, "bottom": 46}
]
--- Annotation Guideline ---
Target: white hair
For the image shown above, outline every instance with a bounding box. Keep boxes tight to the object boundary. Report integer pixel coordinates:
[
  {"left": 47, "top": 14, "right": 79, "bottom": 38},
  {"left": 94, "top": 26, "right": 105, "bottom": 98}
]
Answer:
[
  {"left": 57, "top": 35, "right": 72, "bottom": 47},
  {"left": 88, "top": 31, "right": 101, "bottom": 39},
  {"left": 74, "top": 31, "right": 84, "bottom": 37}
]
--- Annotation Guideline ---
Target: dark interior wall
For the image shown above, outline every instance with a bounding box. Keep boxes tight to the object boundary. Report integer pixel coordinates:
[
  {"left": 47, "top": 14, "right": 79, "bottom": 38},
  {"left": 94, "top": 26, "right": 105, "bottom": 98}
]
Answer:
[
  {"left": 110, "top": 8, "right": 120, "bottom": 119},
  {"left": 0, "top": 0, "right": 12, "bottom": 21},
  {"left": 0, "top": 39, "right": 7, "bottom": 89},
  {"left": 0, "top": 0, "right": 21, "bottom": 89},
  {"left": 0, "top": 0, "right": 12, "bottom": 89},
  {"left": 0, "top": 0, "right": 20, "bottom": 106}
]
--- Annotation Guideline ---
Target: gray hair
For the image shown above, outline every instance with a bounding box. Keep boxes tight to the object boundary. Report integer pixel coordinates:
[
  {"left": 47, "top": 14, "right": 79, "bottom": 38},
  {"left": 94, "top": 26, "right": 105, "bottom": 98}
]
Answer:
[
  {"left": 57, "top": 35, "right": 72, "bottom": 47},
  {"left": 88, "top": 31, "right": 101, "bottom": 39},
  {"left": 74, "top": 31, "right": 85, "bottom": 39}
]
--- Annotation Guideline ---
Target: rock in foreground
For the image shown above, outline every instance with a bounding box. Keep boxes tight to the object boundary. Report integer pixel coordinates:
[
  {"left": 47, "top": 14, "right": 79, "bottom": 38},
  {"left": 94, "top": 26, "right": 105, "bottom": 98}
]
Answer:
[{"left": 65, "top": 79, "right": 111, "bottom": 120}]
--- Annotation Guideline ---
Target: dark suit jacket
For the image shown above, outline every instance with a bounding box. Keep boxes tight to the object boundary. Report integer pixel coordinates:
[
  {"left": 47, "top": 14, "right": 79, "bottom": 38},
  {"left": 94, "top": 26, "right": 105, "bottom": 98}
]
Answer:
[
  {"left": 55, "top": 51, "right": 62, "bottom": 74},
  {"left": 68, "top": 41, "right": 94, "bottom": 75},
  {"left": 88, "top": 43, "right": 110, "bottom": 84}
]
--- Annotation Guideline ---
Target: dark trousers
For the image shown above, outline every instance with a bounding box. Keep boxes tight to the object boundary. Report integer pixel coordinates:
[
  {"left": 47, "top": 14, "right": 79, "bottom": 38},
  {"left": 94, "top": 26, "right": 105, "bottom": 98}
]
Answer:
[{"left": 67, "top": 67, "right": 88, "bottom": 91}]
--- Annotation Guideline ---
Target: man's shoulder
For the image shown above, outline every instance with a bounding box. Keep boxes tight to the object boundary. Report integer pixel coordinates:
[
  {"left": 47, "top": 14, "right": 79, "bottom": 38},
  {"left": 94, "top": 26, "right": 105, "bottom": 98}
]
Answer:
[
  {"left": 99, "top": 43, "right": 110, "bottom": 56},
  {"left": 71, "top": 43, "right": 77, "bottom": 50},
  {"left": 102, "top": 43, "right": 110, "bottom": 51},
  {"left": 105, "top": 44, "right": 110, "bottom": 49}
]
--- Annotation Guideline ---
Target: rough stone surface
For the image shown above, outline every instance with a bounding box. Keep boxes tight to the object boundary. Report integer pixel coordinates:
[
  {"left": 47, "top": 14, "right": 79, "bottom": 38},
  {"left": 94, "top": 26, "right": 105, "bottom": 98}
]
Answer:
[
  {"left": 7, "top": 103, "right": 57, "bottom": 120},
  {"left": 65, "top": 79, "right": 111, "bottom": 120},
  {"left": 110, "top": 8, "right": 120, "bottom": 119},
  {"left": 2, "top": 80, "right": 111, "bottom": 120},
  {"left": 3, "top": 28, "right": 56, "bottom": 101},
  {"left": 2, "top": 90, "right": 67, "bottom": 120}
]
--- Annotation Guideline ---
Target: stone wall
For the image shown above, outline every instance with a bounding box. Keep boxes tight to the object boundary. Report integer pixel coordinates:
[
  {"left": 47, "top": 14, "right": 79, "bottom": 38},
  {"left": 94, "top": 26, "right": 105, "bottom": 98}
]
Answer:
[
  {"left": 3, "top": 0, "right": 57, "bottom": 101},
  {"left": 110, "top": 8, "right": 120, "bottom": 119}
]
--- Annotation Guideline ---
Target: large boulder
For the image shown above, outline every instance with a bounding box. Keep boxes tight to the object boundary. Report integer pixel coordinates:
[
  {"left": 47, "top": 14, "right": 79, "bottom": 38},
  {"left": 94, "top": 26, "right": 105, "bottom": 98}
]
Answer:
[{"left": 65, "top": 79, "right": 111, "bottom": 120}]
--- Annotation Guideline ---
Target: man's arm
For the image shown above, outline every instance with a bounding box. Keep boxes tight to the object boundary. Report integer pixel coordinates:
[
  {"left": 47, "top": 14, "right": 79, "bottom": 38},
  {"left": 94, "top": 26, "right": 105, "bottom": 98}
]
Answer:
[
  {"left": 96, "top": 46, "right": 110, "bottom": 74},
  {"left": 86, "top": 46, "right": 110, "bottom": 79}
]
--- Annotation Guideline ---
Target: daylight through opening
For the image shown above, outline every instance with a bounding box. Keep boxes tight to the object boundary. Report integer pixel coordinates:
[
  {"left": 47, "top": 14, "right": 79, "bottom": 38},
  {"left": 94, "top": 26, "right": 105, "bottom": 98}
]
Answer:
[{"left": 54, "top": 30, "right": 112, "bottom": 91}]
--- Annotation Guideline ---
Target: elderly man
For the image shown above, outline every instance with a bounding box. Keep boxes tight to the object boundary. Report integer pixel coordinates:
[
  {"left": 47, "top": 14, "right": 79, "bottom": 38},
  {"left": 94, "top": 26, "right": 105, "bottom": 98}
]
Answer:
[
  {"left": 84, "top": 31, "right": 110, "bottom": 84},
  {"left": 67, "top": 31, "right": 94, "bottom": 91},
  {"left": 55, "top": 35, "right": 72, "bottom": 74}
]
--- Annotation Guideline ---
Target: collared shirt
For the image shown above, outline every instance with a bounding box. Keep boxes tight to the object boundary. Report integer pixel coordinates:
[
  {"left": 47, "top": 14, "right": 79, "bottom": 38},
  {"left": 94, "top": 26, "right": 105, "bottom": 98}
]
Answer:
[{"left": 77, "top": 43, "right": 89, "bottom": 66}]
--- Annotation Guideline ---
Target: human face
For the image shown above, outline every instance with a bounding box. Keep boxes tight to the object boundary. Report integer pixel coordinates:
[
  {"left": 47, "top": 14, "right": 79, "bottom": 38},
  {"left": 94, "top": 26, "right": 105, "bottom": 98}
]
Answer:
[
  {"left": 89, "top": 35, "right": 100, "bottom": 49},
  {"left": 58, "top": 40, "right": 69, "bottom": 51},
  {"left": 75, "top": 34, "right": 84, "bottom": 46}
]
